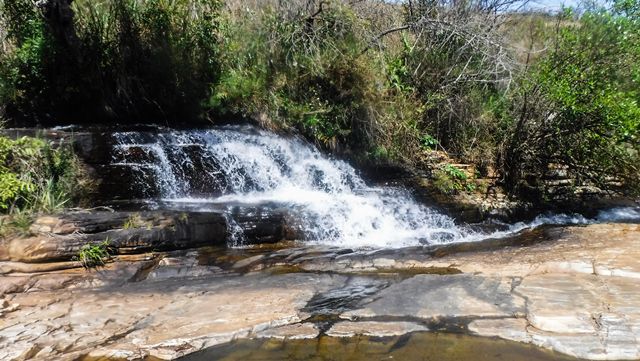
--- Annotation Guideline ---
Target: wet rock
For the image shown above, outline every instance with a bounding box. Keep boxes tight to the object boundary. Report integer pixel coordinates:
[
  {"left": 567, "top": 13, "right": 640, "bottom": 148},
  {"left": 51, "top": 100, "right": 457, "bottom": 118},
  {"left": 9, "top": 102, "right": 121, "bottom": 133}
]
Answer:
[
  {"left": 468, "top": 318, "right": 530, "bottom": 344},
  {"left": 1, "top": 223, "right": 640, "bottom": 360},
  {"left": 96, "top": 163, "right": 161, "bottom": 199},
  {"left": 256, "top": 323, "right": 319, "bottom": 339},
  {"left": 232, "top": 254, "right": 265, "bottom": 269},
  {"left": 2, "top": 209, "right": 292, "bottom": 264},
  {"left": 326, "top": 321, "right": 428, "bottom": 337}
]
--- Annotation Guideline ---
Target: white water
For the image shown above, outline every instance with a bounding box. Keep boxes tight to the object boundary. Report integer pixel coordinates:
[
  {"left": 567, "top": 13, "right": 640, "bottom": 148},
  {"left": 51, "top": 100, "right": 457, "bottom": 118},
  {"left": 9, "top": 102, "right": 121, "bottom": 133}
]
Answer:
[{"left": 111, "top": 125, "right": 639, "bottom": 248}]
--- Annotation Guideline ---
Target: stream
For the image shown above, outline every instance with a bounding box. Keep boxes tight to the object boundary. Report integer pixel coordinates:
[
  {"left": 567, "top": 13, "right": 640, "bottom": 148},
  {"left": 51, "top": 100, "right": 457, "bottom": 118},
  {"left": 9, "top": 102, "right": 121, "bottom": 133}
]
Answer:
[
  {"left": 109, "top": 124, "right": 640, "bottom": 249},
  {"left": 51, "top": 124, "right": 638, "bottom": 361}
]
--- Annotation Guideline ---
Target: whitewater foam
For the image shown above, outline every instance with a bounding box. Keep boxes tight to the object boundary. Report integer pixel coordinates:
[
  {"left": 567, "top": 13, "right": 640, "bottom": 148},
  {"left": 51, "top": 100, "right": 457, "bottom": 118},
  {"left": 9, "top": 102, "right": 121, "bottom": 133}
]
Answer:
[{"left": 111, "top": 125, "right": 639, "bottom": 248}]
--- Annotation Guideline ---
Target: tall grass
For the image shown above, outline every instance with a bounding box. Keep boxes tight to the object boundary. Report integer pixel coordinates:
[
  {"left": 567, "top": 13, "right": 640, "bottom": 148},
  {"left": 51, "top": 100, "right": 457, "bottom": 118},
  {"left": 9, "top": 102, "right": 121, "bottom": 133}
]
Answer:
[
  {"left": 0, "top": 136, "right": 82, "bottom": 213},
  {"left": 0, "top": 0, "right": 223, "bottom": 124}
]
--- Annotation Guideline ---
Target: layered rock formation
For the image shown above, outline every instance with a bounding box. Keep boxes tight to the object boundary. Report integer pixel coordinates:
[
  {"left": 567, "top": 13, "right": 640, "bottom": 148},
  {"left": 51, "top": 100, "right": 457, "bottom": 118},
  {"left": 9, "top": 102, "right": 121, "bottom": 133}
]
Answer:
[{"left": 1, "top": 223, "right": 639, "bottom": 360}]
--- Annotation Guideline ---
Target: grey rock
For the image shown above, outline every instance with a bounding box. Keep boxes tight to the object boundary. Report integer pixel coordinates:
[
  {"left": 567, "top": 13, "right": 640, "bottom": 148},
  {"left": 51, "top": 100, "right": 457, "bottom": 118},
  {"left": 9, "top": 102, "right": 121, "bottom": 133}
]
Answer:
[{"left": 343, "top": 274, "right": 524, "bottom": 320}]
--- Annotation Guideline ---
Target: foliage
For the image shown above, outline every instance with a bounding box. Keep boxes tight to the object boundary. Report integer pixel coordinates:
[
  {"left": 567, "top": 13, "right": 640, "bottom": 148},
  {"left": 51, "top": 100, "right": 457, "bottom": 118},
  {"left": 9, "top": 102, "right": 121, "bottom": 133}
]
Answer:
[
  {"left": 433, "top": 164, "right": 475, "bottom": 194},
  {"left": 399, "top": 0, "right": 515, "bottom": 163},
  {"left": 7, "top": 208, "right": 34, "bottom": 237},
  {"left": 499, "top": 0, "right": 640, "bottom": 197},
  {"left": 0, "top": 0, "right": 223, "bottom": 124},
  {"left": 0, "top": 135, "right": 79, "bottom": 213},
  {"left": 75, "top": 240, "right": 112, "bottom": 269},
  {"left": 1, "top": 0, "right": 638, "bottom": 202},
  {"left": 123, "top": 213, "right": 149, "bottom": 229},
  {"left": 421, "top": 134, "right": 439, "bottom": 150},
  {"left": 212, "top": 2, "right": 375, "bottom": 150}
]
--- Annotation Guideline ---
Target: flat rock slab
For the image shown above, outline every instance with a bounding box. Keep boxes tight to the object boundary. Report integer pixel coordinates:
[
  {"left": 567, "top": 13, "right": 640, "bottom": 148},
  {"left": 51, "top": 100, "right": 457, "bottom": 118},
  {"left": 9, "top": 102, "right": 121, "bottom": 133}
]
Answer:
[
  {"left": 343, "top": 274, "right": 524, "bottom": 320},
  {"left": 1, "top": 223, "right": 640, "bottom": 360},
  {"left": 0, "top": 273, "right": 345, "bottom": 361},
  {"left": 256, "top": 323, "right": 320, "bottom": 339},
  {"left": 327, "top": 321, "right": 428, "bottom": 337}
]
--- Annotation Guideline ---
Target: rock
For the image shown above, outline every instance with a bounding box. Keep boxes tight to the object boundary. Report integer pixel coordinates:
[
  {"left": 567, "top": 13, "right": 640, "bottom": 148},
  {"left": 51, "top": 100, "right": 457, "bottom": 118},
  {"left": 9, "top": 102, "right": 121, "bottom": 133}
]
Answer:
[
  {"left": 342, "top": 274, "right": 524, "bottom": 320},
  {"left": 2, "top": 209, "right": 293, "bottom": 264},
  {"left": 256, "top": 323, "right": 319, "bottom": 339},
  {"left": 1, "top": 223, "right": 640, "bottom": 360},
  {"left": 518, "top": 274, "right": 605, "bottom": 334},
  {"left": 468, "top": 318, "right": 530, "bottom": 344},
  {"left": 232, "top": 254, "right": 265, "bottom": 269},
  {"left": 0, "top": 273, "right": 345, "bottom": 361},
  {"left": 326, "top": 321, "right": 428, "bottom": 337}
]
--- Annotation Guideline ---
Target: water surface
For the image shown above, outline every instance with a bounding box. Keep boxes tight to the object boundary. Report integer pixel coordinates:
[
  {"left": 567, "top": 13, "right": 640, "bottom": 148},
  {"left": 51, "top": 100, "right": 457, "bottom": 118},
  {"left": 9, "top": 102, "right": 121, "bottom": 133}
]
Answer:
[{"left": 180, "top": 332, "right": 587, "bottom": 361}]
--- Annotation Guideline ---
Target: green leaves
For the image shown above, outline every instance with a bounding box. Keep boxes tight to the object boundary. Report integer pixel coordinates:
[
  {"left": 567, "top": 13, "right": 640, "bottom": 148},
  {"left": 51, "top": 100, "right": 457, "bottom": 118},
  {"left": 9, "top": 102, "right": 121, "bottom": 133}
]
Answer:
[
  {"left": 420, "top": 134, "right": 438, "bottom": 150},
  {"left": 0, "top": 173, "right": 28, "bottom": 210},
  {"left": 0, "top": 136, "right": 78, "bottom": 213},
  {"left": 503, "top": 0, "right": 640, "bottom": 197},
  {"left": 75, "top": 240, "right": 112, "bottom": 269}
]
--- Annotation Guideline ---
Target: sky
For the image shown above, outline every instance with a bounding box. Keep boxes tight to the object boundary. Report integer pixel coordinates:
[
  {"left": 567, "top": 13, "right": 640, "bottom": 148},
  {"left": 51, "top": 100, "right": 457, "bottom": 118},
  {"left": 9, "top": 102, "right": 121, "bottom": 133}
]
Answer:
[
  {"left": 525, "top": 0, "right": 581, "bottom": 10},
  {"left": 527, "top": 0, "right": 579, "bottom": 10},
  {"left": 520, "top": 0, "right": 610, "bottom": 11}
]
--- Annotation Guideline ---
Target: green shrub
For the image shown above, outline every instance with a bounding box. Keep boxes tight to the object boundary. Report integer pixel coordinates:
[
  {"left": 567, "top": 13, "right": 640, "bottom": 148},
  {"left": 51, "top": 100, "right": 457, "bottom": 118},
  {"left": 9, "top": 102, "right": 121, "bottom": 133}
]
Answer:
[
  {"left": 75, "top": 240, "right": 112, "bottom": 269},
  {"left": 212, "top": 3, "right": 376, "bottom": 150},
  {"left": 0, "top": 135, "right": 80, "bottom": 213},
  {"left": 433, "top": 164, "right": 473, "bottom": 195},
  {"left": 0, "top": 0, "right": 223, "bottom": 124},
  {"left": 500, "top": 1, "right": 640, "bottom": 197}
]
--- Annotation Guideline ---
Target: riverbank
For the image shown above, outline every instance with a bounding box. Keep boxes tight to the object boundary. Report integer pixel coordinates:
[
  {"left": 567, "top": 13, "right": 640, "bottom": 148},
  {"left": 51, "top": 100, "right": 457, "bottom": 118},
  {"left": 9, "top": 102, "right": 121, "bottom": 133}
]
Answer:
[
  {"left": 2, "top": 126, "right": 635, "bottom": 225},
  {"left": 1, "top": 222, "right": 639, "bottom": 360}
]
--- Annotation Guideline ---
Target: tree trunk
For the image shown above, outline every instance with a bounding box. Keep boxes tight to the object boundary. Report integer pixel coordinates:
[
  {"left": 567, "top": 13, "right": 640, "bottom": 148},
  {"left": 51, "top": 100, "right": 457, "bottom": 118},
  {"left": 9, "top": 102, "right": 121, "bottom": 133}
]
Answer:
[{"left": 36, "top": 0, "right": 79, "bottom": 52}]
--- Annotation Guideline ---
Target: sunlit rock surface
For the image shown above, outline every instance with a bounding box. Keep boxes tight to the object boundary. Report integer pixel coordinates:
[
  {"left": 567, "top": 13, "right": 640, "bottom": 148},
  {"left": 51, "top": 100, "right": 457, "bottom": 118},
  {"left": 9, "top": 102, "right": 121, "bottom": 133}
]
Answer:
[{"left": 0, "top": 223, "right": 639, "bottom": 360}]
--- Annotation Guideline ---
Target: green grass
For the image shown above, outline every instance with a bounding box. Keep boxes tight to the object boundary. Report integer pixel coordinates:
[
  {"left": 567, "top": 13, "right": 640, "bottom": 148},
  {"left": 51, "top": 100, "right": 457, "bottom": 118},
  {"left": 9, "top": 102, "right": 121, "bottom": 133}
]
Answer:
[
  {"left": 123, "top": 213, "right": 143, "bottom": 229},
  {"left": 0, "top": 135, "right": 82, "bottom": 215},
  {"left": 75, "top": 240, "right": 112, "bottom": 269},
  {"left": 8, "top": 208, "right": 34, "bottom": 237}
]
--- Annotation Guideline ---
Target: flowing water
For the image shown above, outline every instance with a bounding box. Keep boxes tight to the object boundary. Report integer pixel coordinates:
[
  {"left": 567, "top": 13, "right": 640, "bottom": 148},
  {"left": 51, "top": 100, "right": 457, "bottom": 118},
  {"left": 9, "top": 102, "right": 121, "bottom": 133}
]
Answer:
[
  {"left": 101, "top": 124, "right": 639, "bottom": 361},
  {"left": 110, "top": 125, "right": 640, "bottom": 248}
]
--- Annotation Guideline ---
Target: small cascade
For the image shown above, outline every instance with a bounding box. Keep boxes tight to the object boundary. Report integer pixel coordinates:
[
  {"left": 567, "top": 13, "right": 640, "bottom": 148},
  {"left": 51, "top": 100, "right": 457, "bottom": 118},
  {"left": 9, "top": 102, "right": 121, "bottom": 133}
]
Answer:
[
  {"left": 222, "top": 213, "right": 248, "bottom": 248},
  {"left": 109, "top": 125, "right": 640, "bottom": 248}
]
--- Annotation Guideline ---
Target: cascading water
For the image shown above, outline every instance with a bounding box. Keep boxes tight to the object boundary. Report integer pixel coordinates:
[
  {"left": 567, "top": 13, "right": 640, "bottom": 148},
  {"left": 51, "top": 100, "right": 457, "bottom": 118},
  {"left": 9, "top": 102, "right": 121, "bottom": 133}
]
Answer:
[{"left": 110, "top": 125, "right": 640, "bottom": 248}]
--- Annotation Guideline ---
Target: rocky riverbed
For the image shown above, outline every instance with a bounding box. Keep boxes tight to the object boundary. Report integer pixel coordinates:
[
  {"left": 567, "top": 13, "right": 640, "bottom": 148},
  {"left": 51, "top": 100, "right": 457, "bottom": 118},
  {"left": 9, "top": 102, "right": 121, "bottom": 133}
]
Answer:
[{"left": 1, "top": 222, "right": 639, "bottom": 360}]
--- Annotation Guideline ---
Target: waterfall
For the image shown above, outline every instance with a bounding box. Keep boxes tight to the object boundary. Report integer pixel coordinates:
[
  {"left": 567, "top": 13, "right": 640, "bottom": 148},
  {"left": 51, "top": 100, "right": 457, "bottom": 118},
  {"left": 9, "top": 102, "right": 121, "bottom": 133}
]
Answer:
[{"left": 110, "top": 125, "right": 640, "bottom": 248}]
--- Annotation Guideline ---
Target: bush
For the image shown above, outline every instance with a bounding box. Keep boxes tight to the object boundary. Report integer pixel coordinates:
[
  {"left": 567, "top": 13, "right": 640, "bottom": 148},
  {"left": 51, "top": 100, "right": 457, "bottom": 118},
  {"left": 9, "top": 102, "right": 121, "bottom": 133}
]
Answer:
[
  {"left": 500, "top": 2, "right": 640, "bottom": 198},
  {"left": 212, "top": 1, "right": 428, "bottom": 159},
  {"left": 433, "top": 164, "right": 475, "bottom": 195},
  {"left": 212, "top": 2, "right": 374, "bottom": 150},
  {"left": 75, "top": 240, "right": 112, "bottom": 269},
  {"left": 0, "top": 0, "right": 223, "bottom": 125},
  {"left": 0, "top": 135, "right": 80, "bottom": 213},
  {"left": 398, "top": 0, "right": 515, "bottom": 162}
]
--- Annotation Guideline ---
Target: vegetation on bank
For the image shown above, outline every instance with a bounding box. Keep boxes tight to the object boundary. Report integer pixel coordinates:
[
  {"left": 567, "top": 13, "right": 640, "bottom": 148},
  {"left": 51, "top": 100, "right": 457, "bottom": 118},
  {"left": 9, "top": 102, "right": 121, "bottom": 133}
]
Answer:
[
  {"left": 0, "top": 134, "right": 83, "bottom": 234},
  {"left": 0, "top": 0, "right": 638, "bottom": 205},
  {"left": 75, "top": 239, "right": 112, "bottom": 269},
  {"left": 0, "top": 0, "right": 221, "bottom": 123}
]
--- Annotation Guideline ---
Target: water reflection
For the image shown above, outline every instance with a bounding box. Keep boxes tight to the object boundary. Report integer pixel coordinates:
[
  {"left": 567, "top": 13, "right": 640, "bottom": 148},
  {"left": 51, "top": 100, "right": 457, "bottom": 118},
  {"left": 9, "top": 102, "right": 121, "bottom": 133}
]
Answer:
[{"left": 180, "top": 332, "right": 586, "bottom": 361}]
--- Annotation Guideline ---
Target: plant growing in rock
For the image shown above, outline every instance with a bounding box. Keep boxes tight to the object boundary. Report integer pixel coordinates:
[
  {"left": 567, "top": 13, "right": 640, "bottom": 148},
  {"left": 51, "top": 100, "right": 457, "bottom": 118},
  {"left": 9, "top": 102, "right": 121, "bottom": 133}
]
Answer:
[
  {"left": 433, "top": 164, "right": 474, "bottom": 195},
  {"left": 75, "top": 240, "right": 112, "bottom": 269},
  {"left": 7, "top": 208, "right": 34, "bottom": 237},
  {"left": 123, "top": 213, "right": 143, "bottom": 229}
]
